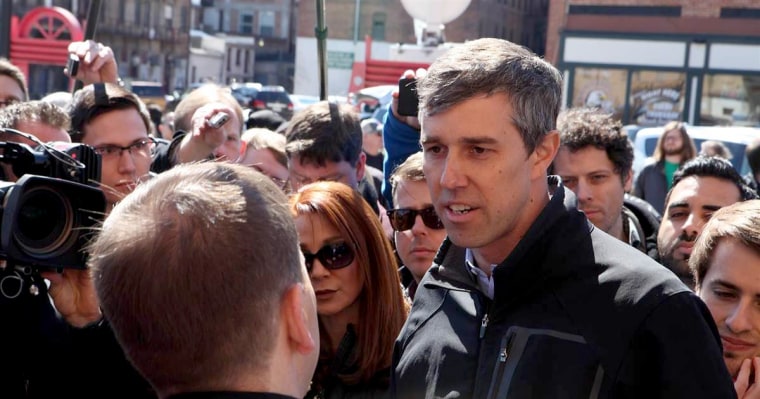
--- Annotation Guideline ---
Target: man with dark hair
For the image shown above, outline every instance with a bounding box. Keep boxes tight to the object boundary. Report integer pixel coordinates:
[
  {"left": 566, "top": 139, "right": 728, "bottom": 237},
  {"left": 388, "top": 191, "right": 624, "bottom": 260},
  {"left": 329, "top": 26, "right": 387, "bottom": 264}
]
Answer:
[
  {"left": 285, "top": 101, "right": 388, "bottom": 217},
  {"left": 391, "top": 38, "right": 734, "bottom": 398},
  {"left": 90, "top": 162, "right": 319, "bottom": 398},
  {"left": 690, "top": 200, "right": 760, "bottom": 397},
  {"left": 551, "top": 107, "right": 659, "bottom": 257},
  {"left": 68, "top": 82, "right": 155, "bottom": 210},
  {"left": 0, "top": 58, "right": 29, "bottom": 107},
  {"left": 634, "top": 121, "right": 697, "bottom": 213},
  {"left": 657, "top": 155, "right": 757, "bottom": 288}
]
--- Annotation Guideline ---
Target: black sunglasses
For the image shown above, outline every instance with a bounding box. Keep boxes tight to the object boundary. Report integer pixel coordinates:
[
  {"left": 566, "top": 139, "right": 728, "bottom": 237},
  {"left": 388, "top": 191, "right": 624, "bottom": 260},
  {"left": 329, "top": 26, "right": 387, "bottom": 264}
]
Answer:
[
  {"left": 302, "top": 242, "right": 355, "bottom": 272},
  {"left": 387, "top": 206, "right": 444, "bottom": 232}
]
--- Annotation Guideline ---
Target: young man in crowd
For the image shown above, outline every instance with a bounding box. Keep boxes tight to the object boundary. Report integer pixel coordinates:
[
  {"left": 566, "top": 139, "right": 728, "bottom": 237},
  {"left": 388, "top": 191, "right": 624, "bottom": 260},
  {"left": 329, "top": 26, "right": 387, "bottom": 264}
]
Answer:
[
  {"left": 657, "top": 156, "right": 757, "bottom": 288},
  {"left": 90, "top": 162, "right": 319, "bottom": 398},
  {"left": 551, "top": 107, "right": 659, "bottom": 257},
  {"left": 391, "top": 38, "right": 735, "bottom": 398},
  {"left": 690, "top": 200, "right": 760, "bottom": 398},
  {"left": 0, "top": 58, "right": 29, "bottom": 108},
  {"left": 284, "top": 101, "right": 390, "bottom": 230},
  {"left": 388, "top": 152, "right": 447, "bottom": 299},
  {"left": 68, "top": 82, "right": 155, "bottom": 211},
  {"left": 633, "top": 121, "right": 696, "bottom": 213}
]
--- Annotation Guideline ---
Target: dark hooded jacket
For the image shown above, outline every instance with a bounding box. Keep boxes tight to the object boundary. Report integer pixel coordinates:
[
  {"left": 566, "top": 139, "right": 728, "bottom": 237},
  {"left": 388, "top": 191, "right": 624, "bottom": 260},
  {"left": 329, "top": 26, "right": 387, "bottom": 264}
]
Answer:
[{"left": 391, "top": 177, "right": 734, "bottom": 399}]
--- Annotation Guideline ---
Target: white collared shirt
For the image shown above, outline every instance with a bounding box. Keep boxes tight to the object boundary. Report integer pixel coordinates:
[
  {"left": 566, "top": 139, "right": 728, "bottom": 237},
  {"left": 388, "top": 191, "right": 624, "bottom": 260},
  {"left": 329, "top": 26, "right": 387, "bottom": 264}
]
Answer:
[{"left": 465, "top": 248, "right": 498, "bottom": 300}]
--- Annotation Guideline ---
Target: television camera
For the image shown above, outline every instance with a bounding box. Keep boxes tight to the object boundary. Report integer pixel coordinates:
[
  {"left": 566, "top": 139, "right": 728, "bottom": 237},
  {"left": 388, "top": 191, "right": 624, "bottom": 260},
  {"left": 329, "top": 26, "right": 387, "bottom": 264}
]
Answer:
[{"left": 0, "top": 128, "right": 105, "bottom": 300}]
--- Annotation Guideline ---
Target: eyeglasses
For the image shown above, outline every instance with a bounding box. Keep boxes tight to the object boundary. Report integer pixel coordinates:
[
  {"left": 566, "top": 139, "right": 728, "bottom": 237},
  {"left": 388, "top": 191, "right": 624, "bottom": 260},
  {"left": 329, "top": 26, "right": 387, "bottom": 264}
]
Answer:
[
  {"left": 0, "top": 98, "right": 20, "bottom": 107},
  {"left": 387, "top": 206, "right": 444, "bottom": 231},
  {"left": 93, "top": 138, "right": 156, "bottom": 161},
  {"left": 302, "top": 242, "right": 355, "bottom": 272}
]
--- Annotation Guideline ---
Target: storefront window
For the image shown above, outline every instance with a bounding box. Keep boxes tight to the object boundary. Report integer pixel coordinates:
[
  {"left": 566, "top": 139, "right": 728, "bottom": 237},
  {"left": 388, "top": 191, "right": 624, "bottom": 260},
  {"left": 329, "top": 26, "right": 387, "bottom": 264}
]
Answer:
[
  {"left": 572, "top": 68, "right": 627, "bottom": 121},
  {"left": 629, "top": 70, "right": 685, "bottom": 126},
  {"left": 701, "top": 74, "right": 760, "bottom": 126}
]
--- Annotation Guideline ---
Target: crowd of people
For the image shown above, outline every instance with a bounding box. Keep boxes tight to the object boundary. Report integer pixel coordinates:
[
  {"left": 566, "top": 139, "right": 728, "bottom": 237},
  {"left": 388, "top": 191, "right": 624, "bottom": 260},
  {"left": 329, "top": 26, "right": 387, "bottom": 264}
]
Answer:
[{"left": 1, "top": 36, "right": 760, "bottom": 399}]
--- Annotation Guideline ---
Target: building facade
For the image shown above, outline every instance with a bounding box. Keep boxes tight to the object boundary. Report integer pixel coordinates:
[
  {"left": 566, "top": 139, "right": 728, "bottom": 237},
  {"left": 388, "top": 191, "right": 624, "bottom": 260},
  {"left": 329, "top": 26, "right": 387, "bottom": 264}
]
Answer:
[
  {"left": 194, "top": 0, "right": 295, "bottom": 90},
  {"left": 294, "top": 0, "right": 549, "bottom": 96},
  {"left": 547, "top": 0, "right": 760, "bottom": 127},
  {"left": 8, "top": 0, "right": 191, "bottom": 97}
]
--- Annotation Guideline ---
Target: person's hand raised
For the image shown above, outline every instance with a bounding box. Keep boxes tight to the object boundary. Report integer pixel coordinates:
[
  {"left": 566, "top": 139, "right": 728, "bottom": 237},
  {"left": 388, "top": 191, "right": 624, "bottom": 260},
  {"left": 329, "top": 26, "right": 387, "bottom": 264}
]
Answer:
[
  {"left": 390, "top": 69, "right": 426, "bottom": 130},
  {"left": 66, "top": 40, "right": 119, "bottom": 86}
]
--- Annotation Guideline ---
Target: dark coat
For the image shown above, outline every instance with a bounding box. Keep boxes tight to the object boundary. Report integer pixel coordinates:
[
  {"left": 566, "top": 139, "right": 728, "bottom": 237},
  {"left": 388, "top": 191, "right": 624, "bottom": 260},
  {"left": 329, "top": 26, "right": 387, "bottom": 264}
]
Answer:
[
  {"left": 633, "top": 159, "right": 668, "bottom": 214},
  {"left": 391, "top": 178, "right": 734, "bottom": 398}
]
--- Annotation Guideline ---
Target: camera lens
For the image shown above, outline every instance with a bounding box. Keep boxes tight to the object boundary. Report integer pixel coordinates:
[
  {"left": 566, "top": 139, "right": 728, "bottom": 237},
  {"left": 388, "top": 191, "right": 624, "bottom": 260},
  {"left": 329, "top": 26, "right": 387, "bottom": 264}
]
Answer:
[{"left": 15, "top": 186, "right": 74, "bottom": 257}]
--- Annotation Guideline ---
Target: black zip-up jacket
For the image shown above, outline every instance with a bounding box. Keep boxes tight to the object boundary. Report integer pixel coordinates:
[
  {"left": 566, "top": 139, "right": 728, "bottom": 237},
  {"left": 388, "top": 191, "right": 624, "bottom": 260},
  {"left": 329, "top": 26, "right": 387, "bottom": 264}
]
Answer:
[{"left": 391, "top": 178, "right": 735, "bottom": 398}]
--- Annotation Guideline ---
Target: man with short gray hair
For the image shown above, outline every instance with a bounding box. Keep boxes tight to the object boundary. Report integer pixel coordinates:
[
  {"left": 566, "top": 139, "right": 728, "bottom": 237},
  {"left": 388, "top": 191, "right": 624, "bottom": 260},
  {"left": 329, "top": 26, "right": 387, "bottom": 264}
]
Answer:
[{"left": 391, "top": 38, "right": 734, "bottom": 398}]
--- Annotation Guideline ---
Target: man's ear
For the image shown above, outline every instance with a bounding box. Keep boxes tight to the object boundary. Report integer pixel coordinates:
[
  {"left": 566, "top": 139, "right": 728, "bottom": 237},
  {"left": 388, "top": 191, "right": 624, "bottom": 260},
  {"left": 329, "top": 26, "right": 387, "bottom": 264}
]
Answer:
[
  {"left": 281, "top": 283, "right": 317, "bottom": 355},
  {"left": 355, "top": 151, "right": 367, "bottom": 182},
  {"left": 623, "top": 168, "right": 633, "bottom": 193},
  {"left": 531, "top": 130, "right": 560, "bottom": 180}
]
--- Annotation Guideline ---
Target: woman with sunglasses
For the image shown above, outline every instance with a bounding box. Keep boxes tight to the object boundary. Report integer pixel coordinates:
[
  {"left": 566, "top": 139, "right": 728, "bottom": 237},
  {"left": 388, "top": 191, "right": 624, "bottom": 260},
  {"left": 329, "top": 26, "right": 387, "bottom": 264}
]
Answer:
[{"left": 290, "top": 181, "right": 409, "bottom": 399}]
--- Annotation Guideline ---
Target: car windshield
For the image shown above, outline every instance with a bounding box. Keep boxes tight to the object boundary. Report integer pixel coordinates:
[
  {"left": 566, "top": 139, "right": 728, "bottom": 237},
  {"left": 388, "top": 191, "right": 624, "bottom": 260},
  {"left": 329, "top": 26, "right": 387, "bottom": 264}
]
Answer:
[
  {"left": 259, "top": 92, "right": 290, "bottom": 102},
  {"left": 234, "top": 87, "right": 259, "bottom": 96},
  {"left": 131, "top": 85, "right": 164, "bottom": 97}
]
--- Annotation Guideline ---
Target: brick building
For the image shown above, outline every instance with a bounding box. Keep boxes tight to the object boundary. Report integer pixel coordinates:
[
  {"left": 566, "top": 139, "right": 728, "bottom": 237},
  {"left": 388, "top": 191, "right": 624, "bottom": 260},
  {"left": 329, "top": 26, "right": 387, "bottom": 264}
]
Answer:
[{"left": 547, "top": 0, "right": 760, "bottom": 126}]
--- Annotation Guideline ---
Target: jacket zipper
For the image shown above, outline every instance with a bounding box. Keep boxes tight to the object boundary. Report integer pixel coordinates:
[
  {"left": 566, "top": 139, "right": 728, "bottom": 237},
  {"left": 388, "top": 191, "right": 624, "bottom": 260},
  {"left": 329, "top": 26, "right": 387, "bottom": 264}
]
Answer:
[
  {"left": 488, "top": 332, "right": 514, "bottom": 399},
  {"left": 479, "top": 313, "right": 489, "bottom": 339},
  {"left": 479, "top": 297, "right": 493, "bottom": 339}
]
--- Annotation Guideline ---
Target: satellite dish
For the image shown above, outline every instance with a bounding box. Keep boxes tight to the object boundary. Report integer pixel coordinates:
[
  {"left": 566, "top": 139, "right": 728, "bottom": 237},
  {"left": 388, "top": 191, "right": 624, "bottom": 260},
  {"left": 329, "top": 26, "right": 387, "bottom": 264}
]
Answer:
[{"left": 400, "top": 0, "right": 471, "bottom": 26}]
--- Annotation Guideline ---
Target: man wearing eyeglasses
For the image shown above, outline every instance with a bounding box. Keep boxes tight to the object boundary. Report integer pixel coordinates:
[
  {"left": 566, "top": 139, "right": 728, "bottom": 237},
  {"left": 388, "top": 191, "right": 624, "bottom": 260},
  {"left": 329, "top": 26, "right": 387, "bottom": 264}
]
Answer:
[
  {"left": 68, "top": 82, "right": 156, "bottom": 211},
  {"left": 0, "top": 59, "right": 28, "bottom": 109},
  {"left": 388, "top": 152, "right": 446, "bottom": 300},
  {"left": 285, "top": 101, "right": 393, "bottom": 237}
]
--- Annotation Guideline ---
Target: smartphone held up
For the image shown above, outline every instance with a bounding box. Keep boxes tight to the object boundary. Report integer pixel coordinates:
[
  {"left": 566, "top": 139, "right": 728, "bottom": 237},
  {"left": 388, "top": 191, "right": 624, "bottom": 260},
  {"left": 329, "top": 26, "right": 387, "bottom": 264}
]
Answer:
[
  {"left": 397, "top": 77, "right": 419, "bottom": 117},
  {"left": 208, "top": 113, "right": 230, "bottom": 129}
]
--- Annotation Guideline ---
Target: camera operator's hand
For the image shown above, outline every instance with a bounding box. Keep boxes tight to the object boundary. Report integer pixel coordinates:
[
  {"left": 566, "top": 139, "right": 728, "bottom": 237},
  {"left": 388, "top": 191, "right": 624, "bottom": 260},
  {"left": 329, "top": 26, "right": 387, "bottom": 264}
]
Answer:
[
  {"left": 66, "top": 40, "right": 120, "bottom": 86},
  {"left": 177, "top": 103, "right": 236, "bottom": 164},
  {"left": 41, "top": 269, "right": 102, "bottom": 328},
  {"left": 391, "top": 69, "right": 426, "bottom": 131}
]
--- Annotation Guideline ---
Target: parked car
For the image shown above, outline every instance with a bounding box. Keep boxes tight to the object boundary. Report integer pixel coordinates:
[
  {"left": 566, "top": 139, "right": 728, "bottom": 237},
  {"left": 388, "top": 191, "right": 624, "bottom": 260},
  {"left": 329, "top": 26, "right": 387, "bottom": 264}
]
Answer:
[
  {"left": 351, "top": 84, "right": 396, "bottom": 120},
  {"left": 126, "top": 81, "right": 169, "bottom": 111},
  {"left": 230, "top": 82, "right": 263, "bottom": 108},
  {"left": 290, "top": 94, "right": 320, "bottom": 113},
  {"left": 632, "top": 125, "right": 760, "bottom": 180},
  {"left": 232, "top": 84, "right": 293, "bottom": 120}
]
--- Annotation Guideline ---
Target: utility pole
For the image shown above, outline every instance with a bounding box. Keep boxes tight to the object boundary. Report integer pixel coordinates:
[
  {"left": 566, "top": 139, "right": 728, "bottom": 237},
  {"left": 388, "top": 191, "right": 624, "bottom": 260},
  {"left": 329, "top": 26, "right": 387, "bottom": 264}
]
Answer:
[{"left": 0, "top": 1, "right": 12, "bottom": 59}]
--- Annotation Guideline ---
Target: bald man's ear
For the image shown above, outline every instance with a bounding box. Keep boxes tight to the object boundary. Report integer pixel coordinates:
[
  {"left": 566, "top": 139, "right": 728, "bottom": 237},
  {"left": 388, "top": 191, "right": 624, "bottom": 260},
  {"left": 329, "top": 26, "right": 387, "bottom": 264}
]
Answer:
[{"left": 281, "top": 283, "right": 317, "bottom": 355}]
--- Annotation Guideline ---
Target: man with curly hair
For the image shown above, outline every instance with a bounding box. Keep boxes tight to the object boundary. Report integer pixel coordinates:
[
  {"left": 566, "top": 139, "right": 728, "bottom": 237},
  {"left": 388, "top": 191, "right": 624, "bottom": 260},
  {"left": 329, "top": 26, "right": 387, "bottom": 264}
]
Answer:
[{"left": 551, "top": 107, "right": 660, "bottom": 257}]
